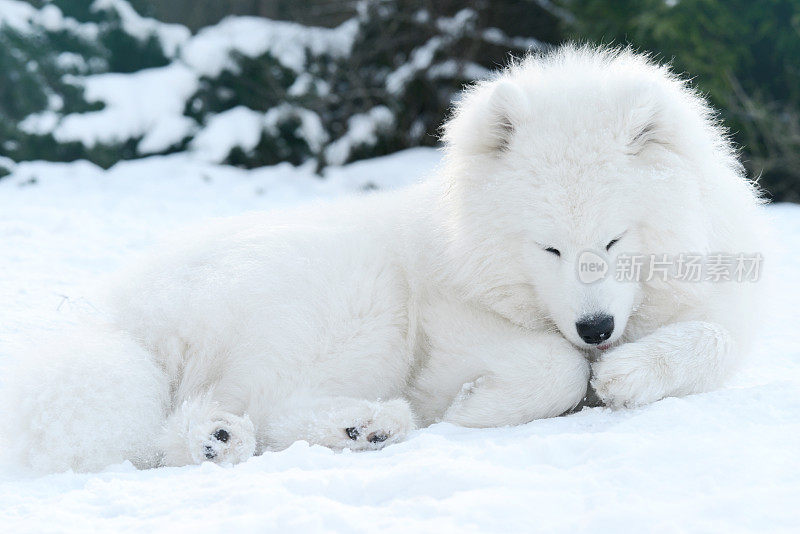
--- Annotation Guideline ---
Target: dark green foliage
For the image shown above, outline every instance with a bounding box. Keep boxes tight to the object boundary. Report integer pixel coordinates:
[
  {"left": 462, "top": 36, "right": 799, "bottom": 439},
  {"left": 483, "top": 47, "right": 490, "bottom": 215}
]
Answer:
[
  {"left": 50, "top": 0, "right": 105, "bottom": 22},
  {"left": 0, "top": 26, "right": 97, "bottom": 123},
  {"left": 50, "top": 0, "right": 156, "bottom": 21},
  {"left": 137, "top": 0, "right": 355, "bottom": 31},
  {"left": 227, "top": 120, "right": 310, "bottom": 168},
  {"left": 559, "top": 0, "right": 800, "bottom": 201},
  {"left": 187, "top": 53, "right": 298, "bottom": 120},
  {"left": 92, "top": 4, "right": 170, "bottom": 73},
  {"left": 99, "top": 26, "right": 169, "bottom": 73},
  {"left": 0, "top": 120, "right": 143, "bottom": 169}
]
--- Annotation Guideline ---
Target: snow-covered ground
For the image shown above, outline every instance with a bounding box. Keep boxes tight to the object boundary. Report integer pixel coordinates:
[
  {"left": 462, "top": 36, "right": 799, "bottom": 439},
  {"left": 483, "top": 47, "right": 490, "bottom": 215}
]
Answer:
[{"left": 0, "top": 149, "right": 798, "bottom": 532}]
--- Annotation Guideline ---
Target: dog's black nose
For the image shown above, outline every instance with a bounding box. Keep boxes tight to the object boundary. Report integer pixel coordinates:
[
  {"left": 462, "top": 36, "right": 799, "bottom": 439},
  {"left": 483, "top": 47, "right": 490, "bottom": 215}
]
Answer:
[{"left": 576, "top": 315, "right": 614, "bottom": 345}]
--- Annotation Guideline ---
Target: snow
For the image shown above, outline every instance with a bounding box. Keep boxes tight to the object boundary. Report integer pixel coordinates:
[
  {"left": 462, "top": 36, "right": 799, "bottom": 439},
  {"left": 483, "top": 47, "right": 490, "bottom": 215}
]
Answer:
[
  {"left": 55, "top": 51, "right": 88, "bottom": 72},
  {"left": 37, "top": 4, "right": 67, "bottom": 32},
  {"left": 386, "top": 36, "right": 445, "bottom": 95},
  {"left": 324, "top": 106, "right": 394, "bottom": 165},
  {"left": 0, "top": 0, "right": 98, "bottom": 40},
  {"left": 180, "top": 17, "right": 359, "bottom": 77},
  {"left": 436, "top": 8, "right": 478, "bottom": 35},
  {"left": 0, "top": 0, "right": 187, "bottom": 56},
  {"left": 264, "top": 104, "right": 328, "bottom": 153},
  {"left": 189, "top": 104, "right": 329, "bottom": 163},
  {"left": 18, "top": 110, "right": 60, "bottom": 136},
  {"left": 53, "top": 64, "right": 199, "bottom": 153},
  {"left": 0, "top": 0, "right": 47, "bottom": 32},
  {"left": 190, "top": 106, "right": 265, "bottom": 163},
  {"left": 0, "top": 148, "right": 798, "bottom": 531},
  {"left": 427, "top": 59, "right": 492, "bottom": 81},
  {"left": 384, "top": 8, "right": 512, "bottom": 96},
  {"left": 481, "top": 27, "right": 545, "bottom": 50}
]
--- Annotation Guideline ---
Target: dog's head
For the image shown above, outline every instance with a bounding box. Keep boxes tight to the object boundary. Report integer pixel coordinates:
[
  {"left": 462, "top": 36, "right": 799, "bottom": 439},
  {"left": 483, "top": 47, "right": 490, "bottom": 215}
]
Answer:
[{"left": 439, "top": 45, "right": 740, "bottom": 350}]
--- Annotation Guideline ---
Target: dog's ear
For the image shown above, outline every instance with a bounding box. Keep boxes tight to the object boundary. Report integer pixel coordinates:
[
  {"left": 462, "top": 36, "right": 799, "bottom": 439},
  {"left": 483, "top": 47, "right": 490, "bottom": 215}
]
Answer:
[
  {"left": 627, "top": 119, "right": 670, "bottom": 156},
  {"left": 626, "top": 101, "right": 671, "bottom": 156},
  {"left": 443, "top": 80, "right": 528, "bottom": 156},
  {"left": 483, "top": 81, "right": 527, "bottom": 152}
]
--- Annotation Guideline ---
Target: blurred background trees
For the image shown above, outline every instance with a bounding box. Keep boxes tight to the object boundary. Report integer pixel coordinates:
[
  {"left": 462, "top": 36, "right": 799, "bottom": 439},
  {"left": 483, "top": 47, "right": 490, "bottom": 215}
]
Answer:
[
  {"left": 1, "top": 0, "right": 798, "bottom": 201},
  {"left": 140, "top": 0, "right": 356, "bottom": 31}
]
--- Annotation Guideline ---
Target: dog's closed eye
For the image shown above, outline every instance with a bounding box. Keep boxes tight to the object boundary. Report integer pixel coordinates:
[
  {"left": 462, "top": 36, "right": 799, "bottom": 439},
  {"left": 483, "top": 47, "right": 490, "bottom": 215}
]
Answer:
[
  {"left": 544, "top": 247, "right": 561, "bottom": 257},
  {"left": 606, "top": 231, "right": 627, "bottom": 251}
]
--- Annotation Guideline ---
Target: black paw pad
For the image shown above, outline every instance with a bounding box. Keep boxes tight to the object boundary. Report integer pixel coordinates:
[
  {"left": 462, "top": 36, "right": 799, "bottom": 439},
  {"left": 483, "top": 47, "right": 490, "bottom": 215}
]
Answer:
[
  {"left": 367, "top": 432, "right": 388, "bottom": 443},
  {"left": 345, "top": 427, "right": 360, "bottom": 440},
  {"left": 213, "top": 428, "right": 230, "bottom": 443},
  {"left": 204, "top": 445, "right": 217, "bottom": 460}
]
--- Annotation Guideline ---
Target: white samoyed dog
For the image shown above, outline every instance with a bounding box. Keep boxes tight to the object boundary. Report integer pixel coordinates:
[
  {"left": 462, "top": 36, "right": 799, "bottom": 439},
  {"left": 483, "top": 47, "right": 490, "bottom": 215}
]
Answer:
[{"left": 6, "top": 45, "right": 764, "bottom": 472}]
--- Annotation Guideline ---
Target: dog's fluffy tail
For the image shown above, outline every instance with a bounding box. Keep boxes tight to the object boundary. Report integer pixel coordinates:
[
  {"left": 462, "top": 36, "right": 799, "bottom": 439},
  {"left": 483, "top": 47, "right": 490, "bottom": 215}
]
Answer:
[{"left": 2, "top": 324, "right": 169, "bottom": 473}]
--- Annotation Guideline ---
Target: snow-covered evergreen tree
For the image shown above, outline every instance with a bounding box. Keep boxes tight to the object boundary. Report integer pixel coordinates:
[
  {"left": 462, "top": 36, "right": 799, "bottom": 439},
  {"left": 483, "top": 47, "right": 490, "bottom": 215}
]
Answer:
[{"left": 0, "top": 0, "right": 558, "bottom": 170}]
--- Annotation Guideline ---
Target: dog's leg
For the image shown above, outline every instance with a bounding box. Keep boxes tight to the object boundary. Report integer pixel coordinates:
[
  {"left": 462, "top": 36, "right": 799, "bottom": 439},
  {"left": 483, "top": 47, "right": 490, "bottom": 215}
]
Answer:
[
  {"left": 160, "top": 391, "right": 257, "bottom": 466},
  {"left": 439, "top": 332, "right": 591, "bottom": 428},
  {"left": 591, "top": 321, "right": 734, "bottom": 408},
  {"left": 265, "top": 396, "right": 416, "bottom": 451}
]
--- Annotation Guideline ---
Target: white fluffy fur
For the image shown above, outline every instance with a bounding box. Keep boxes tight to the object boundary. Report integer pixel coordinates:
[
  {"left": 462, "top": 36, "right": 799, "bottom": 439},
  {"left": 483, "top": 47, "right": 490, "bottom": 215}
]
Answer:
[{"left": 6, "top": 46, "right": 764, "bottom": 472}]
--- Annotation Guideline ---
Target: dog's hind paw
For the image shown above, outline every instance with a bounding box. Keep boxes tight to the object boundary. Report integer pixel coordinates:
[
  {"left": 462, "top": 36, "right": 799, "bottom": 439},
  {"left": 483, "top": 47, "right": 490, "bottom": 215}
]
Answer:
[
  {"left": 342, "top": 411, "right": 405, "bottom": 450},
  {"left": 196, "top": 414, "right": 256, "bottom": 464},
  {"left": 202, "top": 427, "right": 232, "bottom": 460},
  {"left": 162, "top": 400, "right": 257, "bottom": 466},
  {"left": 265, "top": 396, "right": 416, "bottom": 452},
  {"left": 328, "top": 398, "right": 414, "bottom": 451}
]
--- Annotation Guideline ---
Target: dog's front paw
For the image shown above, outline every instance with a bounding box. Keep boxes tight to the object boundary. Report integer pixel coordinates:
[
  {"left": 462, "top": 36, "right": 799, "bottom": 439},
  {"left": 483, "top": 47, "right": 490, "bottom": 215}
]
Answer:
[
  {"left": 591, "top": 344, "right": 667, "bottom": 408},
  {"left": 194, "top": 414, "right": 256, "bottom": 465}
]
